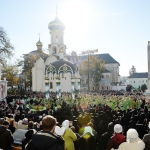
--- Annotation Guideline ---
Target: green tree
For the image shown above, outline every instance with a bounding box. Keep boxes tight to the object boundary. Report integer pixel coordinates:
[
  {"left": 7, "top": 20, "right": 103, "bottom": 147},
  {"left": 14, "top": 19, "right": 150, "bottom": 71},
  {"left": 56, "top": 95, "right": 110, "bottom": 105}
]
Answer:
[
  {"left": 2, "top": 63, "right": 19, "bottom": 88},
  {"left": 18, "top": 51, "right": 48, "bottom": 90},
  {"left": 129, "top": 65, "right": 136, "bottom": 76},
  {"left": 79, "top": 55, "right": 105, "bottom": 90},
  {"left": 0, "top": 27, "right": 14, "bottom": 63},
  {"left": 141, "top": 84, "right": 147, "bottom": 92},
  {"left": 138, "top": 85, "right": 141, "bottom": 91},
  {"left": 20, "top": 54, "right": 36, "bottom": 90}
]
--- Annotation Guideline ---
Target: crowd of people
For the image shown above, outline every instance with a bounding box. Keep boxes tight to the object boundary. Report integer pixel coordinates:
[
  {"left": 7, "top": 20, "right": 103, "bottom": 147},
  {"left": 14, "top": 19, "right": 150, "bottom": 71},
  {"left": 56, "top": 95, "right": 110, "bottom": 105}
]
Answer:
[{"left": 0, "top": 90, "right": 150, "bottom": 150}]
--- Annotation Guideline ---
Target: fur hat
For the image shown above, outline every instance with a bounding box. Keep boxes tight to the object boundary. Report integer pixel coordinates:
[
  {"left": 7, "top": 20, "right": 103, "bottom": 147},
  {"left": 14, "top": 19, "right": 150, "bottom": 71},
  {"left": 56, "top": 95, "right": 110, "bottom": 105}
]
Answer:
[{"left": 114, "top": 124, "right": 122, "bottom": 133}]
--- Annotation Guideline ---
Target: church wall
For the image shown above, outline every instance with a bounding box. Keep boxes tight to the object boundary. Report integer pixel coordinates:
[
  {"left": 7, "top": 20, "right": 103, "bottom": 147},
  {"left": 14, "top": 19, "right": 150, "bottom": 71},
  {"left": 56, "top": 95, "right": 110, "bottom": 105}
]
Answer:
[
  {"left": 60, "top": 73, "right": 72, "bottom": 92},
  {"left": 45, "top": 56, "right": 57, "bottom": 65},
  {"left": 49, "top": 78, "right": 57, "bottom": 92},
  {"left": 50, "top": 31, "right": 64, "bottom": 45},
  {"left": 32, "top": 67, "right": 36, "bottom": 91},
  {"left": 34, "top": 58, "right": 45, "bottom": 92}
]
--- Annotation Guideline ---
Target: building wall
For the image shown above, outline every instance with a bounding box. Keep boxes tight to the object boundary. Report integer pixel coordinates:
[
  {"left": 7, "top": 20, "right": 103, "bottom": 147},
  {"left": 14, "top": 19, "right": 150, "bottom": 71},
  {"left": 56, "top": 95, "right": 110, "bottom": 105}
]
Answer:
[
  {"left": 32, "top": 58, "right": 45, "bottom": 92},
  {"left": 127, "top": 78, "right": 148, "bottom": 89},
  {"left": 104, "top": 63, "right": 119, "bottom": 82}
]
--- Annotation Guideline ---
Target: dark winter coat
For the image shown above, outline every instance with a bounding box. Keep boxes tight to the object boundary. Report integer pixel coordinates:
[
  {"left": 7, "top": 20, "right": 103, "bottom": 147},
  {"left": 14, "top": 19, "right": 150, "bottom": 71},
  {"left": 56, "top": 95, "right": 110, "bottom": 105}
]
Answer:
[
  {"left": 0, "top": 125, "right": 14, "bottom": 150},
  {"left": 96, "top": 122, "right": 114, "bottom": 150},
  {"left": 78, "top": 132, "right": 96, "bottom": 150},
  {"left": 26, "top": 131, "right": 64, "bottom": 150},
  {"left": 143, "top": 132, "right": 150, "bottom": 150}
]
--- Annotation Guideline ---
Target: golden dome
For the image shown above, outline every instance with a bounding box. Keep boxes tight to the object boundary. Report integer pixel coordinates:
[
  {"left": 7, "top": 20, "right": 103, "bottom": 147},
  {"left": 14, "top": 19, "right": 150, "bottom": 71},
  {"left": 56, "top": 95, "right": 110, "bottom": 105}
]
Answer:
[
  {"left": 59, "top": 49, "right": 64, "bottom": 53},
  {"left": 36, "top": 39, "right": 43, "bottom": 47}
]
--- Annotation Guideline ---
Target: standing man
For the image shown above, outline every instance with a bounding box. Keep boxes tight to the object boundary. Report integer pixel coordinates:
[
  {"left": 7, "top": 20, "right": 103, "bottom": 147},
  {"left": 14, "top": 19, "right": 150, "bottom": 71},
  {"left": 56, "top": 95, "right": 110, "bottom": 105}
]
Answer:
[
  {"left": 0, "top": 119, "right": 14, "bottom": 150},
  {"left": 26, "top": 115, "right": 64, "bottom": 150}
]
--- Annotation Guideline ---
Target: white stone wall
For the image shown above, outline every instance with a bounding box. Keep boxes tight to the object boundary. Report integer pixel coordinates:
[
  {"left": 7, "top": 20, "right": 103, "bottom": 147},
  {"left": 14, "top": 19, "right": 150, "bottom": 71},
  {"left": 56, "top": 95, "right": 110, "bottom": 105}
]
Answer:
[
  {"left": 111, "top": 85, "right": 126, "bottom": 91},
  {"left": 45, "top": 55, "right": 57, "bottom": 65},
  {"left": 127, "top": 78, "right": 148, "bottom": 89},
  {"left": 32, "top": 58, "right": 45, "bottom": 92}
]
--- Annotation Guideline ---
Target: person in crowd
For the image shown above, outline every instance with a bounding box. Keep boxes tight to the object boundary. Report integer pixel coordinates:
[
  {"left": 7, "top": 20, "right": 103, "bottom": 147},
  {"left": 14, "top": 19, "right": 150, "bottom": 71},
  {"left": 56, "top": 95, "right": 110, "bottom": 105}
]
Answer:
[
  {"left": 70, "top": 126, "right": 80, "bottom": 150},
  {"left": 0, "top": 118, "right": 4, "bottom": 126},
  {"left": 118, "top": 128, "right": 145, "bottom": 150},
  {"left": 0, "top": 119, "right": 14, "bottom": 150},
  {"left": 78, "top": 126, "right": 97, "bottom": 150},
  {"left": 28, "top": 121, "right": 34, "bottom": 130},
  {"left": 17, "top": 118, "right": 28, "bottom": 130},
  {"left": 87, "top": 122, "right": 98, "bottom": 138},
  {"left": 62, "top": 120, "right": 77, "bottom": 150},
  {"left": 143, "top": 123, "right": 150, "bottom": 150},
  {"left": 26, "top": 115, "right": 64, "bottom": 150},
  {"left": 55, "top": 126, "right": 64, "bottom": 136},
  {"left": 107, "top": 124, "right": 126, "bottom": 150},
  {"left": 96, "top": 122, "right": 114, "bottom": 150},
  {"left": 8, "top": 118, "right": 17, "bottom": 134},
  {"left": 22, "top": 129, "right": 36, "bottom": 150}
]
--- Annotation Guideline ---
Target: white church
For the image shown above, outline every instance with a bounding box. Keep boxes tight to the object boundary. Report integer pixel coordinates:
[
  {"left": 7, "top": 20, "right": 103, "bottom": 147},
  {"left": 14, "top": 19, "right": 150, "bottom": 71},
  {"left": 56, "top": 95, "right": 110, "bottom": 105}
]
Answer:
[
  {"left": 24, "top": 16, "right": 80, "bottom": 99},
  {"left": 24, "top": 15, "right": 120, "bottom": 97}
]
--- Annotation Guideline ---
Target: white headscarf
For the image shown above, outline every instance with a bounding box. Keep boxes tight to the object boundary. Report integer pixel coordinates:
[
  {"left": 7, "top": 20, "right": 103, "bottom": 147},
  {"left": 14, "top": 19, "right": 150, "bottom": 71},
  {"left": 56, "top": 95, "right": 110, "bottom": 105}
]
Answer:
[
  {"left": 61, "top": 120, "right": 69, "bottom": 134},
  {"left": 127, "top": 129, "right": 138, "bottom": 142},
  {"left": 84, "top": 126, "right": 94, "bottom": 136},
  {"left": 55, "top": 126, "right": 63, "bottom": 136}
]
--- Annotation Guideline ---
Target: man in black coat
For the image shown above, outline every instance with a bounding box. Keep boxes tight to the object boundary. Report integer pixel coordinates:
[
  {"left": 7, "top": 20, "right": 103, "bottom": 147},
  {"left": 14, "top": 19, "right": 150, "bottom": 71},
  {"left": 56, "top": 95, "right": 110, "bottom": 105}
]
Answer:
[
  {"left": 26, "top": 115, "right": 64, "bottom": 150},
  {"left": 0, "top": 120, "right": 14, "bottom": 150},
  {"left": 143, "top": 127, "right": 150, "bottom": 150},
  {"left": 96, "top": 122, "right": 114, "bottom": 150}
]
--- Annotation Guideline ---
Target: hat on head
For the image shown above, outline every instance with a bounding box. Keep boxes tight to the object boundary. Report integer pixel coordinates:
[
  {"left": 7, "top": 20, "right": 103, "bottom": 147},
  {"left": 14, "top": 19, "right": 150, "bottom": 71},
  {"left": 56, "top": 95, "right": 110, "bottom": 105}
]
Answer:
[
  {"left": 22, "top": 118, "right": 28, "bottom": 125},
  {"left": 114, "top": 124, "right": 122, "bottom": 133},
  {"left": 55, "top": 126, "right": 64, "bottom": 136},
  {"left": 127, "top": 129, "right": 138, "bottom": 142}
]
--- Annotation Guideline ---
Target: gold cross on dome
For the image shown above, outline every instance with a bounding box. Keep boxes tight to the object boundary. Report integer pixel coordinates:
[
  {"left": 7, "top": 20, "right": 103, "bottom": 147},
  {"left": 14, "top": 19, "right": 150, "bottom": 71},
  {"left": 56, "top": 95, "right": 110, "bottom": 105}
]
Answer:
[{"left": 39, "top": 33, "right": 41, "bottom": 40}]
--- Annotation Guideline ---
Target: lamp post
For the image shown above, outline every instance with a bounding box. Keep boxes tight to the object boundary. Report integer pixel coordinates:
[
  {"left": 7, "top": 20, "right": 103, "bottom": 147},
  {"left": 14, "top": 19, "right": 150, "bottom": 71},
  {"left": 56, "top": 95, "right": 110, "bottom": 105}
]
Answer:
[{"left": 81, "top": 49, "right": 98, "bottom": 91}]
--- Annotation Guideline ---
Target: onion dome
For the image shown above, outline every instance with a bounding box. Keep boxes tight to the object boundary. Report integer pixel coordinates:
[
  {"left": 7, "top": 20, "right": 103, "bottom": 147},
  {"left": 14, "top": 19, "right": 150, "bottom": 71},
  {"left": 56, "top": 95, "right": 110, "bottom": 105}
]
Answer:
[
  {"left": 36, "top": 39, "right": 43, "bottom": 47},
  {"left": 48, "top": 17, "right": 65, "bottom": 31}
]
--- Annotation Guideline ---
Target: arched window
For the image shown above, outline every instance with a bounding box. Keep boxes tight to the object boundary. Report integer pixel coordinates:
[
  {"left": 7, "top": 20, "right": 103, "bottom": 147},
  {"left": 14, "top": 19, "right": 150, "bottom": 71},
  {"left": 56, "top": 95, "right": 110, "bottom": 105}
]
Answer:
[
  {"left": 50, "top": 82, "right": 53, "bottom": 89},
  {"left": 52, "top": 47, "right": 56, "bottom": 54}
]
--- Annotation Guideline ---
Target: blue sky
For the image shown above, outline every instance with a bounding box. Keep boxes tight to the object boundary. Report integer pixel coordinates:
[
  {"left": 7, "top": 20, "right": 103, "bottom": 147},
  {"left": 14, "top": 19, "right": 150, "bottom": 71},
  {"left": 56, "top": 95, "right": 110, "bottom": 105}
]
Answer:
[{"left": 0, "top": 0, "right": 149, "bottom": 76}]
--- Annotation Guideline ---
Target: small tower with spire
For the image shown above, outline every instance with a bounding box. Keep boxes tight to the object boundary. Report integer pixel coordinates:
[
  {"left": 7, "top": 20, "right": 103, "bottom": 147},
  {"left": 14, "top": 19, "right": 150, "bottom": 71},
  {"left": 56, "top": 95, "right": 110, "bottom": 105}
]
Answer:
[{"left": 36, "top": 34, "right": 43, "bottom": 50}]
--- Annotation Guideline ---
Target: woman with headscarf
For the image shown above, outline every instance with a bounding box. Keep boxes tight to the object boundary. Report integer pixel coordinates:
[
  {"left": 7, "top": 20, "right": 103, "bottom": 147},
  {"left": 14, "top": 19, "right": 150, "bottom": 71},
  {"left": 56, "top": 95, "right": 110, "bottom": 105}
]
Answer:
[
  {"left": 62, "top": 120, "right": 77, "bottom": 150},
  {"left": 78, "top": 126, "right": 97, "bottom": 150},
  {"left": 107, "top": 124, "right": 126, "bottom": 150},
  {"left": 118, "top": 128, "right": 145, "bottom": 150}
]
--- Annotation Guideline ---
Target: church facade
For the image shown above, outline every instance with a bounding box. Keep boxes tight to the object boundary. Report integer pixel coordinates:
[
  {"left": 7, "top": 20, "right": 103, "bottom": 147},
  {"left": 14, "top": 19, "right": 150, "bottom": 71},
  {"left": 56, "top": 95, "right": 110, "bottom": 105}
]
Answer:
[
  {"left": 24, "top": 15, "right": 120, "bottom": 95},
  {"left": 30, "top": 16, "right": 80, "bottom": 99}
]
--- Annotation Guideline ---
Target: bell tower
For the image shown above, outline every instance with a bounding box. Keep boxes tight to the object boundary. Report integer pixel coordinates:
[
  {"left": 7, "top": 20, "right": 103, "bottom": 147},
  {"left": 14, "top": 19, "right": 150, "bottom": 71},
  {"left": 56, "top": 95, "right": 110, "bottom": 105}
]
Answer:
[{"left": 48, "top": 14, "right": 66, "bottom": 55}]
